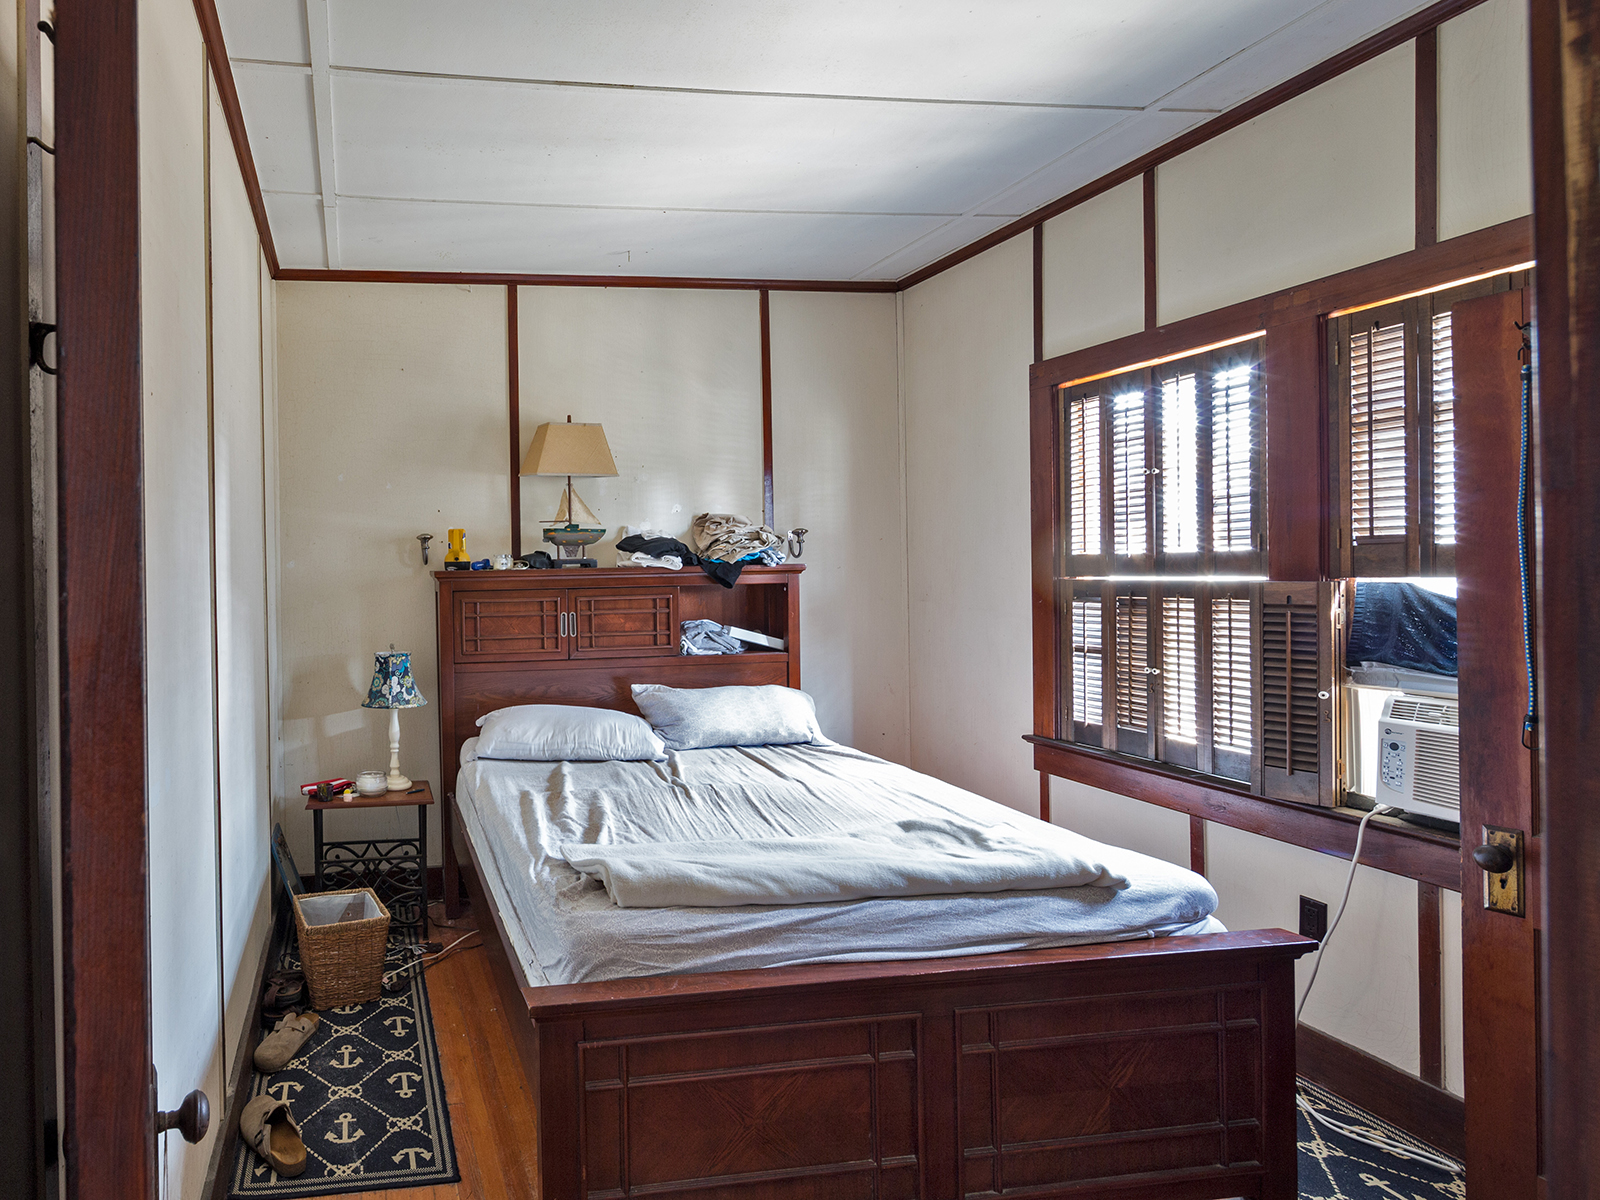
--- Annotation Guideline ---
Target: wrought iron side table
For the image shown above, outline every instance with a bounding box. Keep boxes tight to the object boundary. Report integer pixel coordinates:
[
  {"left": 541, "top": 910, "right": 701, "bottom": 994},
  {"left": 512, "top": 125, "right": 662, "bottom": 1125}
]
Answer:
[{"left": 307, "top": 780, "right": 432, "bottom": 933}]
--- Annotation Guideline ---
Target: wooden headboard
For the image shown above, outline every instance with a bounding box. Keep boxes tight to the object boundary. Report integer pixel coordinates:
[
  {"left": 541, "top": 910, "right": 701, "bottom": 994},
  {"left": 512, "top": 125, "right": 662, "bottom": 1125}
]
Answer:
[{"left": 434, "top": 562, "right": 803, "bottom": 781}]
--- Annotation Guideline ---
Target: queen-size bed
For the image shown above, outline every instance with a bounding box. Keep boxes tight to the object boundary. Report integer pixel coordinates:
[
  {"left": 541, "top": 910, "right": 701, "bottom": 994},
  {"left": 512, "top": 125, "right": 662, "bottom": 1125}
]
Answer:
[{"left": 435, "top": 566, "right": 1312, "bottom": 1199}]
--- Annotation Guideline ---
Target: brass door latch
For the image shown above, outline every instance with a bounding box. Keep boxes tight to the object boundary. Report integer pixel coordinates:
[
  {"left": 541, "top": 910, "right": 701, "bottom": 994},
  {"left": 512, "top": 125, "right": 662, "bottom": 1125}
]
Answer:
[{"left": 1472, "top": 826, "right": 1525, "bottom": 917}]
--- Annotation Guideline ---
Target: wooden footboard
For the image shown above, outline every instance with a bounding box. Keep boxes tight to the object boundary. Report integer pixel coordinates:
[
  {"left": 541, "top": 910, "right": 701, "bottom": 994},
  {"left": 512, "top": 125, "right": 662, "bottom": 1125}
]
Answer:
[{"left": 454, "top": 805, "right": 1315, "bottom": 1200}]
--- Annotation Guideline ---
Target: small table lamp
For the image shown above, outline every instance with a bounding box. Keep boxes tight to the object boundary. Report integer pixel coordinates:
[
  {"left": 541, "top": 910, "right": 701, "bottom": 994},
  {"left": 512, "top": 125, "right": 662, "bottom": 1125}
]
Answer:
[
  {"left": 521, "top": 415, "right": 618, "bottom": 566},
  {"left": 362, "top": 645, "right": 427, "bottom": 790}
]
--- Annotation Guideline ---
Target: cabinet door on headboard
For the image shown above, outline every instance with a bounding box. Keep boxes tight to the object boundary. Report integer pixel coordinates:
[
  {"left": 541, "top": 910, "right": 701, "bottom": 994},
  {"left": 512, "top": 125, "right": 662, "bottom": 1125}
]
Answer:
[
  {"left": 455, "top": 590, "right": 565, "bottom": 662},
  {"left": 570, "top": 588, "right": 678, "bottom": 658}
]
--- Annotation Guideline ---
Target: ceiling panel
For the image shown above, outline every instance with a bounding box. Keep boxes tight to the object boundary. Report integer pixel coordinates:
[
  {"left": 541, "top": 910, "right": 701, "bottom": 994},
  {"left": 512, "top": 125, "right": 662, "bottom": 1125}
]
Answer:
[
  {"left": 216, "top": 0, "right": 307, "bottom": 65},
  {"left": 216, "top": 0, "right": 1440, "bottom": 277},
  {"left": 234, "top": 64, "right": 321, "bottom": 195},
  {"left": 326, "top": 0, "right": 1340, "bottom": 110},
  {"left": 329, "top": 72, "right": 1127, "bottom": 218},
  {"left": 263, "top": 192, "right": 327, "bottom": 267},
  {"left": 329, "top": 197, "right": 953, "bottom": 278}
]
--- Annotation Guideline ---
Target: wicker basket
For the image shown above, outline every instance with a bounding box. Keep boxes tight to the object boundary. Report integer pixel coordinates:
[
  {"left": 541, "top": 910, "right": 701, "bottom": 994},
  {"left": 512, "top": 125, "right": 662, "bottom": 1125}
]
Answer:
[{"left": 293, "top": 887, "right": 390, "bottom": 1009}]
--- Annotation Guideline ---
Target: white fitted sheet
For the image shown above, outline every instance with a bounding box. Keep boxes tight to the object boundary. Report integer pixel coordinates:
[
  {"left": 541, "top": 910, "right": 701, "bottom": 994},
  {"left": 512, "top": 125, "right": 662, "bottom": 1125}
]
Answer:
[{"left": 455, "top": 738, "right": 1224, "bottom": 986}]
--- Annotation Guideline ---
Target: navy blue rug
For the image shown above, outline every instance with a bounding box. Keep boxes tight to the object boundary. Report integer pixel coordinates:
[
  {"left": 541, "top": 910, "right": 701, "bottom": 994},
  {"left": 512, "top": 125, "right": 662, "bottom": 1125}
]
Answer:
[
  {"left": 1298, "top": 1079, "right": 1464, "bottom": 1199},
  {"left": 227, "top": 933, "right": 459, "bottom": 1197}
]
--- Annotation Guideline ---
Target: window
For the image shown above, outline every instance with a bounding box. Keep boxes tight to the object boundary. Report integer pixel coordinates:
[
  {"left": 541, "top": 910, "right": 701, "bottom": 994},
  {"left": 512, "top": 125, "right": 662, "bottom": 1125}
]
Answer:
[
  {"left": 1060, "top": 337, "right": 1265, "bottom": 577},
  {"left": 1332, "top": 273, "right": 1528, "bottom": 577}
]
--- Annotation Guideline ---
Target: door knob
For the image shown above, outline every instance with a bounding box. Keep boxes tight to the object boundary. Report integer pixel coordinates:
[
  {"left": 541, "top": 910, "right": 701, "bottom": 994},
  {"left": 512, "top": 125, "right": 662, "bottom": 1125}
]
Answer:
[
  {"left": 1472, "top": 843, "right": 1515, "bottom": 874},
  {"left": 156, "top": 1090, "right": 210, "bottom": 1144}
]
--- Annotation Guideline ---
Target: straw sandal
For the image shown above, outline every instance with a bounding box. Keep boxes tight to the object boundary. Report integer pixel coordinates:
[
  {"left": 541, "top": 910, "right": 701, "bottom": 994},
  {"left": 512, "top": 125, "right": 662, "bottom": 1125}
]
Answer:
[
  {"left": 253, "top": 1011, "right": 319, "bottom": 1074},
  {"left": 239, "top": 1095, "right": 307, "bottom": 1178}
]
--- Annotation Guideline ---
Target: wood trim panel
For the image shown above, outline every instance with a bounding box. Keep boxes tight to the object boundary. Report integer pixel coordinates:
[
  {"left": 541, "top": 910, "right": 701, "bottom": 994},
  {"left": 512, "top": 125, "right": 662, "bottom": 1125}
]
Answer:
[
  {"left": 1032, "top": 223, "right": 1044, "bottom": 363},
  {"left": 507, "top": 286, "right": 521, "bottom": 558},
  {"left": 1030, "top": 737, "right": 1462, "bottom": 889},
  {"left": 274, "top": 267, "right": 899, "bottom": 292},
  {"left": 191, "top": 0, "right": 279, "bottom": 274},
  {"left": 1030, "top": 216, "right": 1532, "bottom": 392},
  {"left": 1190, "top": 815, "right": 1207, "bottom": 876},
  {"left": 1143, "top": 169, "right": 1158, "bottom": 330},
  {"left": 1415, "top": 27, "right": 1439, "bottom": 249},
  {"left": 759, "top": 289, "right": 774, "bottom": 527},
  {"left": 1296, "top": 1024, "right": 1464, "bottom": 1160},
  {"left": 54, "top": 1, "right": 154, "bottom": 1195},
  {"left": 1029, "top": 377, "right": 1059, "bottom": 740},
  {"left": 1418, "top": 881, "right": 1443, "bottom": 1087},
  {"left": 898, "top": 0, "right": 1490, "bottom": 290},
  {"left": 1264, "top": 316, "right": 1328, "bottom": 580},
  {"left": 1530, "top": 2, "right": 1599, "bottom": 1194}
]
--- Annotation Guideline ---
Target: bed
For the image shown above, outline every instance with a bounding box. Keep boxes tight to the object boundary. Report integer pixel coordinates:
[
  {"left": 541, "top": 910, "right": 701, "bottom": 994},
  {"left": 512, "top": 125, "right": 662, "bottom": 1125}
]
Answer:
[{"left": 435, "top": 567, "right": 1313, "bottom": 1199}]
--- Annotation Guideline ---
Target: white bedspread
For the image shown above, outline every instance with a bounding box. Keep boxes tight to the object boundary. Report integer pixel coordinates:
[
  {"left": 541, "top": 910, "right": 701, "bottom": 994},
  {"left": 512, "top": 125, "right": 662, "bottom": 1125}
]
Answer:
[
  {"left": 456, "top": 739, "right": 1222, "bottom": 985},
  {"left": 562, "top": 816, "right": 1128, "bottom": 907}
]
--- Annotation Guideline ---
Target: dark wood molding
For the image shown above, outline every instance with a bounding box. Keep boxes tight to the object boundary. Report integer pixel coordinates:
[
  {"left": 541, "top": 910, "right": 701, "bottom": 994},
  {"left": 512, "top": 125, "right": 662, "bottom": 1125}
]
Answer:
[
  {"left": 54, "top": 1, "right": 154, "bottom": 1195},
  {"left": 897, "top": 0, "right": 1490, "bottom": 290},
  {"left": 1031, "top": 223, "right": 1044, "bottom": 363},
  {"left": 1190, "top": 814, "right": 1207, "bottom": 876},
  {"left": 1029, "top": 737, "right": 1462, "bottom": 889},
  {"left": 1415, "top": 27, "right": 1439, "bottom": 249},
  {"left": 1264, "top": 316, "right": 1328, "bottom": 580},
  {"left": 759, "top": 289, "right": 774, "bottom": 527},
  {"left": 1297, "top": 1024, "right": 1465, "bottom": 1161},
  {"left": 1418, "top": 881, "right": 1443, "bottom": 1087},
  {"left": 1030, "top": 216, "right": 1531, "bottom": 392},
  {"left": 1037, "top": 773, "right": 1050, "bottom": 823},
  {"left": 191, "top": 0, "right": 279, "bottom": 274},
  {"left": 1143, "top": 169, "right": 1158, "bottom": 330},
  {"left": 274, "top": 267, "right": 898, "bottom": 293},
  {"left": 507, "top": 286, "right": 521, "bottom": 558},
  {"left": 1530, "top": 2, "right": 1599, "bottom": 1194}
]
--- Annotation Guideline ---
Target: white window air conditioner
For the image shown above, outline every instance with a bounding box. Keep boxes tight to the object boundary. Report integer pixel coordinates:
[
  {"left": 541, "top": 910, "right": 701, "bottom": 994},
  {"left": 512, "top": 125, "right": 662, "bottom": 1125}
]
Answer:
[{"left": 1374, "top": 693, "right": 1461, "bottom": 824}]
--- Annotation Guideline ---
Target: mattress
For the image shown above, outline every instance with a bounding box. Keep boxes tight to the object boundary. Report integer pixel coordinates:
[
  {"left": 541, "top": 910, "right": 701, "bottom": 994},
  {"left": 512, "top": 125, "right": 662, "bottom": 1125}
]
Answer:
[{"left": 454, "top": 738, "right": 1224, "bottom": 986}]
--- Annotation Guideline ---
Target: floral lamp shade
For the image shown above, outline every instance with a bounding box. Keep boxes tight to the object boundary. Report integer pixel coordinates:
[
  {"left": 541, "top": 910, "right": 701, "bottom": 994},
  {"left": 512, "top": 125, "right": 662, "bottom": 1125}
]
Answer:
[{"left": 361, "top": 649, "right": 427, "bottom": 710}]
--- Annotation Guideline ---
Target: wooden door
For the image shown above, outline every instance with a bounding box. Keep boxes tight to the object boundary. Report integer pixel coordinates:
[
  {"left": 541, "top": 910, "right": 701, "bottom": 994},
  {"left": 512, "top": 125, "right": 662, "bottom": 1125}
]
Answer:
[
  {"left": 1454, "top": 288, "right": 1539, "bottom": 1197},
  {"left": 454, "top": 589, "right": 566, "bottom": 661},
  {"left": 570, "top": 588, "right": 679, "bottom": 658}
]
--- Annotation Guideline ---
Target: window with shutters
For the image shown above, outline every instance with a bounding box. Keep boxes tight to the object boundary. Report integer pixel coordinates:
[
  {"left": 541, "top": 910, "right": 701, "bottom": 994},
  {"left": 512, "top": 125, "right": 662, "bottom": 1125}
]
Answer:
[
  {"left": 1331, "top": 272, "right": 1529, "bottom": 577},
  {"left": 1058, "top": 336, "right": 1265, "bottom": 577}
]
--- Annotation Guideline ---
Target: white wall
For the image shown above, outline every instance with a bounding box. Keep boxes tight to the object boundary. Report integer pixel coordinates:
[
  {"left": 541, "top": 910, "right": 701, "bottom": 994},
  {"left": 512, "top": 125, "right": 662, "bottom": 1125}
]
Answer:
[
  {"left": 273, "top": 282, "right": 912, "bottom": 863},
  {"left": 768, "top": 291, "right": 909, "bottom": 758},
  {"left": 901, "top": 234, "right": 1036, "bottom": 813},
  {"left": 140, "top": 1, "right": 276, "bottom": 1193},
  {"left": 895, "top": 21, "right": 1539, "bottom": 1096}
]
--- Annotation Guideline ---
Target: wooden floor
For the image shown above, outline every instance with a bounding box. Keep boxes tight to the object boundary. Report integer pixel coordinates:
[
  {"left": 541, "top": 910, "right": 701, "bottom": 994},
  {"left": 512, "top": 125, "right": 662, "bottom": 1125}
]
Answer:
[{"left": 340, "top": 931, "right": 540, "bottom": 1199}]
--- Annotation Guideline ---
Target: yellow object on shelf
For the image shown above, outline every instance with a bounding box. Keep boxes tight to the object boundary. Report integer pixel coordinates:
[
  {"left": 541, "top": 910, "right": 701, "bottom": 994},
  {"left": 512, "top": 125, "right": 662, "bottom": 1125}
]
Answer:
[{"left": 444, "top": 528, "right": 468, "bottom": 566}]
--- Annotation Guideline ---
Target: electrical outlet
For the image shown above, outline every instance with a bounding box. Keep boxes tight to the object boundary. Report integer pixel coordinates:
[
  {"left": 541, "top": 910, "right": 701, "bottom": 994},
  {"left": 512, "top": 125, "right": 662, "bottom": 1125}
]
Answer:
[{"left": 1299, "top": 895, "right": 1328, "bottom": 942}]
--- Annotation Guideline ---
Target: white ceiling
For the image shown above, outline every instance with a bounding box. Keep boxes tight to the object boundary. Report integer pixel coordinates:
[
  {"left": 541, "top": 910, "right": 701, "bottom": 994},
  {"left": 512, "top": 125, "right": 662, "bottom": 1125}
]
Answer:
[{"left": 215, "top": 0, "right": 1435, "bottom": 281}]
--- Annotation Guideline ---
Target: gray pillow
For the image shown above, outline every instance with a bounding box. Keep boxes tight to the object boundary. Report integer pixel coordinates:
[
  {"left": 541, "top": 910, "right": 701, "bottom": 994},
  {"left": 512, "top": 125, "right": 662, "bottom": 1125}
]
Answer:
[{"left": 631, "top": 683, "right": 824, "bottom": 750}]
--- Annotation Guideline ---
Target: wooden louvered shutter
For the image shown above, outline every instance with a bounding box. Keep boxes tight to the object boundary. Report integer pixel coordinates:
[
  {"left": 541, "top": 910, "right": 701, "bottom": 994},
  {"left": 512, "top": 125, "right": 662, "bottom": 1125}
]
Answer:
[
  {"left": 1156, "top": 587, "right": 1199, "bottom": 771},
  {"left": 1157, "top": 372, "right": 1201, "bottom": 569},
  {"left": 1347, "top": 315, "right": 1411, "bottom": 573},
  {"left": 1063, "top": 392, "right": 1103, "bottom": 571},
  {"left": 1111, "top": 387, "right": 1151, "bottom": 567},
  {"left": 1111, "top": 588, "right": 1153, "bottom": 757},
  {"left": 1258, "top": 582, "right": 1334, "bottom": 805},
  {"left": 1065, "top": 581, "right": 1104, "bottom": 744},
  {"left": 1209, "top": 588, "right": 1254, "bottom": 784},
  {"left": 1209, "top": 356, "right": 1262, "bottom": 569},
  {"left": 1425, "top": 309, "right": 1457, "bottom": 574}
]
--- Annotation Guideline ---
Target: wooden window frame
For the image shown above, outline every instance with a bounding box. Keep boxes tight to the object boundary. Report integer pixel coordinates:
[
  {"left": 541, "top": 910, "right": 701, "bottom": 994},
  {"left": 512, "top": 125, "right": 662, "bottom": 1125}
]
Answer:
[{"left": 1029, "top": 216, "right": 1532, "bottom": 887}]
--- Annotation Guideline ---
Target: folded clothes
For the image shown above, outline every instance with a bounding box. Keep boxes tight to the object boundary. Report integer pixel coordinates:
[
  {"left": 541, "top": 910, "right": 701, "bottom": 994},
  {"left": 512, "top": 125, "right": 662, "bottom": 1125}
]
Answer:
[
  {"left": 680, "top": 618, "right": 744, "bottom": 655},
  {"left": 617, "top": 531, "right": 745, "bottom": 589},
  {"left": 617, "top": 550, "right": 682, "bottom": 570},
  {"left": 690, "top": 513, "right": 783, "bottom": 563}
]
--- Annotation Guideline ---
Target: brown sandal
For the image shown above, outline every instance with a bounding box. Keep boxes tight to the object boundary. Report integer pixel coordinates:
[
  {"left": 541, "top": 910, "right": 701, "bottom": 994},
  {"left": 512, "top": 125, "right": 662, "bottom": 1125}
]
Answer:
[
  {"left": 253, "top": 1011, "right": 319, "bottom": 1074},
  {"left": 239, "top": 1095, "right": 307, "bottom": 1178}
]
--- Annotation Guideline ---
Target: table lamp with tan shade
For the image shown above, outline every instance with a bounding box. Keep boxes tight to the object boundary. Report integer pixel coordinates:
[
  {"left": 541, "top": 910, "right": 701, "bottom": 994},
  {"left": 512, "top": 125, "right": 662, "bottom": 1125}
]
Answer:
[{"left": 521, "top": 416, "right": 618, "bottom": 567}]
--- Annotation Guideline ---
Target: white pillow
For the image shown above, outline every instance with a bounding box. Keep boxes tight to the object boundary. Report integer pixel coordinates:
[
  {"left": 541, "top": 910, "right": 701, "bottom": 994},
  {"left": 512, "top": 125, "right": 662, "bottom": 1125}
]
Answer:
[
  {"left": 474, "top": 704, "right": 666, "bottom": 762},
  {"left": 631, "top": 683, "right": 824, "bottom": 750}
]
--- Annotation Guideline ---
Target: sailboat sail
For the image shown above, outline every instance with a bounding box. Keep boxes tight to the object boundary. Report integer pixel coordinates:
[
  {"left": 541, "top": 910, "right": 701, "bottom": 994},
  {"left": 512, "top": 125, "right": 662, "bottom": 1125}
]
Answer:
[{"left": 549, "top": 486, "right": 600, "bottom": 526}]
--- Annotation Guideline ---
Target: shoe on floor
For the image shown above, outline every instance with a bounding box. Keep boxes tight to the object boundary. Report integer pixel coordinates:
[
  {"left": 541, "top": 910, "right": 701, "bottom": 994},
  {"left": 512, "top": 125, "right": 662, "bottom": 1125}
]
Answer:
[
  {"left": 253, "top": 1011, "right": 319, "bottom": 1074},
  {"left": 239, "top": 1095, "right": 307, "bottom": 1178}
]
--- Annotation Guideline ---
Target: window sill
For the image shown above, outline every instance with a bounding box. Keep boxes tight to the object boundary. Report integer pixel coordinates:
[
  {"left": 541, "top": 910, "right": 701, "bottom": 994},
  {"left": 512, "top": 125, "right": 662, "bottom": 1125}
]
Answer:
[{"left": 1026, "top": 735, "right": 1461, "bottom": 890}]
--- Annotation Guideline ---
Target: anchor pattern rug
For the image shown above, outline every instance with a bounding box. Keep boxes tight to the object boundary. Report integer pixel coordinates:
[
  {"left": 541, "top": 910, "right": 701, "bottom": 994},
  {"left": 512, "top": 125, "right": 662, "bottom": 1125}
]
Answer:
[
  {"left": 228, "top": 934, "right": 459, "bottom": 1197},
  {"left": 1298, "top": 1078, "right": 1464, "bottom": 1199}
]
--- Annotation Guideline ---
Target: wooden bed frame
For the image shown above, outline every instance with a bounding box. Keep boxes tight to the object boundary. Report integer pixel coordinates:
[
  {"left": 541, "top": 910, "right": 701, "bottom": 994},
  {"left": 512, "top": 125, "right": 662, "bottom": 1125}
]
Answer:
[{"left": 435, "top": 567, "right": 1315, "bottom": 1199}]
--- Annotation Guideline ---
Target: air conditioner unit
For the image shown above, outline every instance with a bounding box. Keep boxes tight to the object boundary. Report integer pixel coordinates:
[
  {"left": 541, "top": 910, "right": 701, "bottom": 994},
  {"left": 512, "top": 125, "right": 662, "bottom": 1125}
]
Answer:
[{"left": 1374, "top": 693, "right": 1461, "bottom": 824}]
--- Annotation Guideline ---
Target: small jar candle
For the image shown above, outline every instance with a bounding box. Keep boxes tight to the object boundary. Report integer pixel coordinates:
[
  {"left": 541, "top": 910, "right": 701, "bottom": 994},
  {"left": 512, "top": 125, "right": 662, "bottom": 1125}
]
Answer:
[{"left": 355, "top": 770, "right": 387, "bottom": 796}]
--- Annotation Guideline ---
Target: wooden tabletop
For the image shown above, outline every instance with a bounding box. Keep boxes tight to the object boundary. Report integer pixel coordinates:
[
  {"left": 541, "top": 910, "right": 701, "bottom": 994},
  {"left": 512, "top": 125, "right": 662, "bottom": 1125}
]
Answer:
[{"left": 306, "top": 779, "right": 433, "bottom": 810}]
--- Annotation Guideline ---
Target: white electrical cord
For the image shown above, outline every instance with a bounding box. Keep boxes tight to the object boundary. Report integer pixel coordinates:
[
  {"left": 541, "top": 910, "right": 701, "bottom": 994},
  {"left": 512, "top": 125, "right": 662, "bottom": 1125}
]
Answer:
[{"left": 1294, "top": 805, "right": 1463, "bottom": 1177}]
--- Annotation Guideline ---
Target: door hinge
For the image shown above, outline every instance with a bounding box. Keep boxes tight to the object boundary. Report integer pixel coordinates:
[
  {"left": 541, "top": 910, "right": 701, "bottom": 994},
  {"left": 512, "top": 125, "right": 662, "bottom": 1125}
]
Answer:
[{"left": 29, "top": 322, "right": 56, "bottom": 375}]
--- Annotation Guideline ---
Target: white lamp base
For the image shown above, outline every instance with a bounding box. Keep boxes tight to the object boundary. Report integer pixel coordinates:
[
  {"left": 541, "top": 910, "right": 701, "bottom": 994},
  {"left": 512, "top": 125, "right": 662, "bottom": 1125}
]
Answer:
[{"left": 386, "top": 707, "right": 412, "bottom": 791}]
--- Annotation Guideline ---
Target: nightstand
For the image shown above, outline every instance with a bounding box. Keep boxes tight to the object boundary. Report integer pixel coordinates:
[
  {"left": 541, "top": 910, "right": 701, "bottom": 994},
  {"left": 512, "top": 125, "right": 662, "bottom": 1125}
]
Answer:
[{"left": 307, "top": 780, "right": 432, "bottom": 933}]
